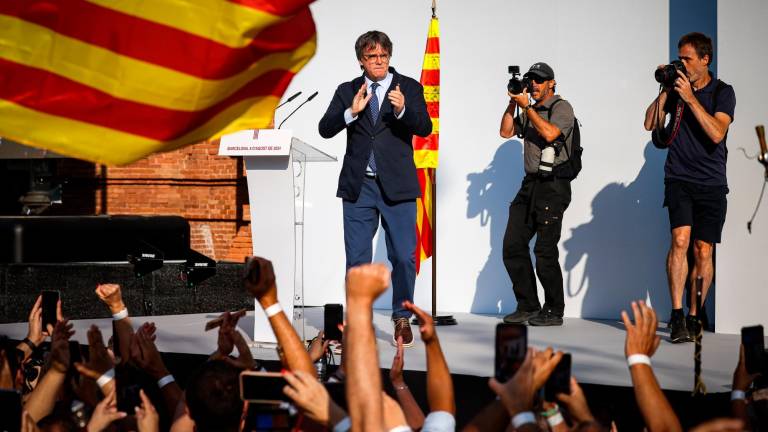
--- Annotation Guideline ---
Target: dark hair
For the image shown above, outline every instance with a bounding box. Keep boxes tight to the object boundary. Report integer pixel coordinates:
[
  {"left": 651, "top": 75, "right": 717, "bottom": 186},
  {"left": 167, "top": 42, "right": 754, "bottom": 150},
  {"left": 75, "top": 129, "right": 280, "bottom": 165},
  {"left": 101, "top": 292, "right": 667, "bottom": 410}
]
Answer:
[
  {"left": 186, "top": 361, "right": 242, "bottom": 432},
  {"left": 355, "top": 31, "right": 393, "bottom": 60},
  {"left": 678, "top": 32, "right": 713, "bottom": 65}
]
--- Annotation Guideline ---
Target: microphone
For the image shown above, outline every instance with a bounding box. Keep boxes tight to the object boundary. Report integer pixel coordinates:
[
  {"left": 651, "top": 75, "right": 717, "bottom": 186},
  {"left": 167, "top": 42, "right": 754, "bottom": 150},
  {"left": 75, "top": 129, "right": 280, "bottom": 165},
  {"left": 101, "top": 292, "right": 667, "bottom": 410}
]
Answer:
[
  {"left": 275, "top": 91, "right": 302, "bottom": 110},
  {"left": 278, "top": 91, "right": 319, "bottom": 130}
]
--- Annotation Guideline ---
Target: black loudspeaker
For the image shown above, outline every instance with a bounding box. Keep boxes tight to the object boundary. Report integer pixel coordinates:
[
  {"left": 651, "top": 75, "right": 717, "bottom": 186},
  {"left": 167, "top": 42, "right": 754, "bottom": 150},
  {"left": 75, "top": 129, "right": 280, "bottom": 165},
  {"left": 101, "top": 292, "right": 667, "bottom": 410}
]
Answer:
[{"left": 182, "top": 249, "right": 216, "bottom": 287}]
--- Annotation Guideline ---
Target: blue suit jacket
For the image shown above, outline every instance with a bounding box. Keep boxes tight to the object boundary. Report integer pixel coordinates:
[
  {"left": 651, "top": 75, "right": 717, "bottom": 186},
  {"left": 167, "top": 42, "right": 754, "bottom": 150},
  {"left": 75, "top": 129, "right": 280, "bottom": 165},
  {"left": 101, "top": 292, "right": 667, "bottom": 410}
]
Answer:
[{"left": 318, "top": 67, "right": 432, "bottom": 202}]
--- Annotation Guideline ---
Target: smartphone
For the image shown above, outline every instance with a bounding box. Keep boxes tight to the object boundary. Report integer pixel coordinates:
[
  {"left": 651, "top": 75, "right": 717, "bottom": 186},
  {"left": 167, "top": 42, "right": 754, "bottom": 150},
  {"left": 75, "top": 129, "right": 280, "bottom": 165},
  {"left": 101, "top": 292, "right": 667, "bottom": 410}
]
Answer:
[
  {"left": 324, "top": 381, "right": 347, "bottom": 410},
  {"left": 0, "top": 389, "right": 22, "bottom": 432},
  {"left": 69, "top": 340, "right": 82, "bottom": 373},
  {"left": 117, "top": 383, "right": 142, "bottom": 413},
  {"left": 545, "top": 353, "right": 572, "bottom": 401},
  {"left": 42, "top": 290, "right": 60, "bottom": 330},
  {"left": 242, "top": 403, "right": 292, "bottom": 431},
  {"left": 240, "top": 371, "right": 290, "bottom": 404},
  {"left": 495, "top": 323, "right": 527, "bottom": 383},
  {"left": 111, "top": 320, "right": 121, "bottom": 360},
  {"left": 324, "top": 304, "right": 344, "bottom": 342},
  {"left": 742, "top": 325, "right": 765, "bottom": 375}
]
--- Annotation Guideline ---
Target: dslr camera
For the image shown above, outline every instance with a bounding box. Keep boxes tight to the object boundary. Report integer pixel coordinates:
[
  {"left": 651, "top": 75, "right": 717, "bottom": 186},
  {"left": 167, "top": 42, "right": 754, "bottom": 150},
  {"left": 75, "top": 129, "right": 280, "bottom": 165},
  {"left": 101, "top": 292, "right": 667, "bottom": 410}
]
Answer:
[
  {"left": 654, "top": 60, "right": 687, "bottom": 87},
  {"left": 507, "top": 66, "right": 532, "bottom": 95}
]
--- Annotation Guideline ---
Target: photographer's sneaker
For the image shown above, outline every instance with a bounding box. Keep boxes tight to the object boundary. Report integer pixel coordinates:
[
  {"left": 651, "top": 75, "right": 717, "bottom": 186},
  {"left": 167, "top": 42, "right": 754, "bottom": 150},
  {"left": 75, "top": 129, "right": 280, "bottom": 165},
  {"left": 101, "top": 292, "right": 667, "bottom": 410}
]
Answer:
[
  {"left": 669, "top": 311, "right": 691, "bottom": 343},
  {"left": 393, "top": 317, "right": 414, "bottom": 347},
  {"left": 528, "top": 309, "right": 563, "bottom": 326},
  {"left": 502, "top": 309, "right": 540, "bottom": 324}
]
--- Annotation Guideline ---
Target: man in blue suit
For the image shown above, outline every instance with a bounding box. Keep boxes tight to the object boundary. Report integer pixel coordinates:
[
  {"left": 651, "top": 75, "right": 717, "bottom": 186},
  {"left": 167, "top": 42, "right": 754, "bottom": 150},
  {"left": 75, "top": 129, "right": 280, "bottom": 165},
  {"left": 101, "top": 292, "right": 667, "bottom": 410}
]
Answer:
[{"left": 319, "top": 30, "right": 432, "bottom": 347}]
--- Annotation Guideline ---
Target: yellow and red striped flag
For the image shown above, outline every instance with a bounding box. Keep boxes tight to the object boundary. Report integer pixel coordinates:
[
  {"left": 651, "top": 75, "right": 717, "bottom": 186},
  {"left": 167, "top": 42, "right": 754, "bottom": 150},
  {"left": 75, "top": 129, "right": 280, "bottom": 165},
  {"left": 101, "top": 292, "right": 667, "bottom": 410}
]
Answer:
[
  {"left": 413, "top": 16, "right": 439, "bottom": 274},
  {"left": 0, "top": 0, "right": 316, "bottom": 165}
]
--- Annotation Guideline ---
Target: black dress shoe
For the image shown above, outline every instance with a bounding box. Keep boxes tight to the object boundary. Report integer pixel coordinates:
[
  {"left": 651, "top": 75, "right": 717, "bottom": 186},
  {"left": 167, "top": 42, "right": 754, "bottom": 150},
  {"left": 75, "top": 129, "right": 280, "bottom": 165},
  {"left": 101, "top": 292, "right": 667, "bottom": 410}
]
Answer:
[{"left": 502, "top": 309, "right": 540, "bottom": 324}]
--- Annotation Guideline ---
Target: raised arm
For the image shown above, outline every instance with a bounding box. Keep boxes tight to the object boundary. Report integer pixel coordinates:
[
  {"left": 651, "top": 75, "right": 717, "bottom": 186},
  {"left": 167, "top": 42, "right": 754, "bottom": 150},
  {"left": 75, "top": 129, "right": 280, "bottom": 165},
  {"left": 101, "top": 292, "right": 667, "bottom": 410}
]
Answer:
[
  {"left": 622, "top": 301, "right": 682, "bottom": 432},
  {"left": 244, "top": 257, "right": 315, "bottom": 376}
]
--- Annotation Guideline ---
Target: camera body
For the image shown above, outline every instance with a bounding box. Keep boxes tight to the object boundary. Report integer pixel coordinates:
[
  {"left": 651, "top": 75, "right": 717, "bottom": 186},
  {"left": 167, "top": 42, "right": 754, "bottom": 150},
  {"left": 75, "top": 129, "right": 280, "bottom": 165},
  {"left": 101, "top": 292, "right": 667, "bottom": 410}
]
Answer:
[
  {"left": 507, "top": 65, "right": 532, "bottom": 95},
  {"left": 655, "top": 60, "right": 687, "bottom": 87}
]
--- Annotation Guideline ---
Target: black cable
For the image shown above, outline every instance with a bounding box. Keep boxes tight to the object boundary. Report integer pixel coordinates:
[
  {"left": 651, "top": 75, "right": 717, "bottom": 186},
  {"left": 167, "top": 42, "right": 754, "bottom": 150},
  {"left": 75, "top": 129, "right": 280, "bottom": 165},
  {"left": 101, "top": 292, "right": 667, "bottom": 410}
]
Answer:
[{"left": 747, "top": 177, "right": 768, "bottom": 233}]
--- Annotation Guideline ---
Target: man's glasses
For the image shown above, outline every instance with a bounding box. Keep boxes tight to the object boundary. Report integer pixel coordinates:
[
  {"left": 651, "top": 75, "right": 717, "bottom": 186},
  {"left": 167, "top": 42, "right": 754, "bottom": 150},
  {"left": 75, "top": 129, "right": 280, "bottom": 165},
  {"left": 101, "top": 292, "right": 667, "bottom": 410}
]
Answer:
[
  {"left": 363, "top": 53, "right": 390, "bottom": 62},
  {"left": 530, "top": 77, "right": 548, "bottom": 84}
]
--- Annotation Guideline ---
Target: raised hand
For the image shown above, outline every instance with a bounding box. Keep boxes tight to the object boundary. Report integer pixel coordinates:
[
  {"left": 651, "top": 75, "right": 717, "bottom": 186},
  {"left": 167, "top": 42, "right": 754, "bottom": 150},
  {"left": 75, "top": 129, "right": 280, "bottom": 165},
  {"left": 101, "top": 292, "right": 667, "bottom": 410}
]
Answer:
[
  {"left": 308, "top": 331, "right": 331, "bottom": 363},
  {"left": 130, "top": 323, "right": 168, "bottom": 380},
  {"left": 86, "top": 388, "right": 127, "bottom": 431},
  {"left": 75, "top": 325, "right": 116, "bottom": 394},
  {"left": 388, "top": 84, "right": 405, "bottom": 116},
  {"left": 26, "top": 296, "right": 45, "bottom": 345},
  {"left": 389, "top": 336, "right": 405, "bottom": 385},
  {"left": 135, "top": 389, "right": 160, "bottom": 432},
  {"left": 50, "top": 320, "right": 75, "bottom": 372},
  {"left": 488, "top": 348, "right": 536, "bottom": 416},
  {"left": 403, "top": 301, "right": 435, "bottom": 344},
  {"left": 532, "top": 347, "right": 564, "bottom": 391},
  {"left": 674, "top": 69, "right": 695, "bottom": 104},
  {"left": 621, "top": 301, "right": 660, "bottom": 358},
  {"left": 556, "top": 377, "right": 595, "bottom": 423},
  {"left": 95, "top": 284, "right": 125, "bottom": 314},
  {"left": 350, "top": 83, "right": 372, "bottom": 116},
  {"left": 243, "top": 257, "right": 278, "bottom": 307},
  {"left": 345, "top": 263, "right": 389, "bottom": 305}
]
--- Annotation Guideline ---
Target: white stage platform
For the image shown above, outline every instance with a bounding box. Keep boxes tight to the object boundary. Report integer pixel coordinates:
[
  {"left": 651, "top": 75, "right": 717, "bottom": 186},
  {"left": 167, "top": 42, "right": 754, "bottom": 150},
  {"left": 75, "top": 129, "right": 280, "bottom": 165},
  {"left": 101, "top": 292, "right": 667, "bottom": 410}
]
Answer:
[{"left": 0, "top": 308, "right": 746, "bottom": 393}]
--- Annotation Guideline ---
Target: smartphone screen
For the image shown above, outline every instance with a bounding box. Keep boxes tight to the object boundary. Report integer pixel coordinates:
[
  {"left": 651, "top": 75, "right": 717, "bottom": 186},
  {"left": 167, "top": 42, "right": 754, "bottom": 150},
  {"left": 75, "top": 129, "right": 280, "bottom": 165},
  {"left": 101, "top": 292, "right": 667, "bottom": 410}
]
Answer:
[
  {"left": 117, "top": 383, "right": 142, "bottom": 413},
  {"left": 0, "top": 389, "right": 22, "bottom": 432},
  {"left": 243, "top": 403, "right": 292, "bottom": 431},
  {"left": 41, "top": 290, "right": 59, "bottom": 330},
  {"left": 240, "top": 372, "right": 289, "bottom": 404},
  {"left": 545, "top": 353, "right": 572, "bottom": 401},
  {"left": 742, "top": 325, "right": 765, "bottom": 375},
  {"left": 69, "top": 341, "right": 82, "bottom": 374},
  {"left": 324, "top": 304, "right": 344, "bottom": 342},
  {"left": 495, "top": 323, "right": 527, "bottom": 382}
]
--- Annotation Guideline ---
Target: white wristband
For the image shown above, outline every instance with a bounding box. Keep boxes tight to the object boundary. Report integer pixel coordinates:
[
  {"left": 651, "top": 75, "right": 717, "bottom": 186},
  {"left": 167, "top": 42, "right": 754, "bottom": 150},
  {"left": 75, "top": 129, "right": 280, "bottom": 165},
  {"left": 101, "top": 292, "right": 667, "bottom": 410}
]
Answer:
[
  {"left": 547, "top": 412, "right": 565, "bottom": 427},
  {"left": 264, "top": 303, "right": 283, "bottom": 317},
  {"left": 157, "top": 374, "right": 175, "bottom": 389},
  {"left": 332, "top": 416, "right": 351, "bottom": 432},
  {"left": 731, "top": 390, "right": 746, "bottom": 401},
  {"left": 96, "top": 368, "right": 115, "bottom": 388},
  {"left": 112, "top": 308, "right": 129, "bottom": 320},
  {"left": 627, "top": 354, "right": 652, "bottom": 368},
  {"left": 511, "top": 411, "right": 536, "bottom": 428}
]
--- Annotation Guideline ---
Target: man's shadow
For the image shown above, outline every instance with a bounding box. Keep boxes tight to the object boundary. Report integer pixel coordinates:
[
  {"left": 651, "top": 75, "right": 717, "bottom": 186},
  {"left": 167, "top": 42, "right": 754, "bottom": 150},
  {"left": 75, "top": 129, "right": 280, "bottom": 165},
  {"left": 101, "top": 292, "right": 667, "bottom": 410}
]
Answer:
[
  {"left": 466, "top": 140, "right": 525, "bottom": 314},
  {"left": 563, "top": 142, "right": 671, "bottom": 321}
]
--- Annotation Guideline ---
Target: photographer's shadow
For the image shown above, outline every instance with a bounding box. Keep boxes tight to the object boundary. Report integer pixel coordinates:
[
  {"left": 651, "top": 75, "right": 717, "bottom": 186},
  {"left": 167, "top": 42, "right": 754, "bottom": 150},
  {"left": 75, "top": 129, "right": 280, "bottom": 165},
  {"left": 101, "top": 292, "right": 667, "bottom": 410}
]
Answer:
[
  {"left": 563, "top": 142, "right": 671, "bottom": 321},
  {"left": 467, "top": 139, "right": 525, "bottom": 314}
]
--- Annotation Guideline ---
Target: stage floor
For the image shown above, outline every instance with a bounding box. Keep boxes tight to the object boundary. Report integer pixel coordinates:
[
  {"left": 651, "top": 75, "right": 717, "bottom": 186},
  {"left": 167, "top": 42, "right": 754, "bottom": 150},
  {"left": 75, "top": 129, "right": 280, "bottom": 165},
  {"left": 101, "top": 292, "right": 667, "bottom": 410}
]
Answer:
[{"left": 0, "top": 307, "right": 744, "bottom": 392}]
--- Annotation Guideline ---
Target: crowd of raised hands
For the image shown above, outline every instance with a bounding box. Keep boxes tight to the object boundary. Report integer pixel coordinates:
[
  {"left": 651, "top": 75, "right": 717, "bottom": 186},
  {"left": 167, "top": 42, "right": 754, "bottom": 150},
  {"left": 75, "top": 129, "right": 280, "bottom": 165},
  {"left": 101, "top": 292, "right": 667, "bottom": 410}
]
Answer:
[{"left": 0, "top": 257, "right": 763, "bottom": 431}]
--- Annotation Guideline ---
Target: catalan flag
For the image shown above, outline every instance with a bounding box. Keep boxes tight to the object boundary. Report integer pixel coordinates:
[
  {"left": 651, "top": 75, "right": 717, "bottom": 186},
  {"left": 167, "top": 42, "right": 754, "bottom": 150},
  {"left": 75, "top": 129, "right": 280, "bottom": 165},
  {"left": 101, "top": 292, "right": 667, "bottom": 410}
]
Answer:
[
  {"left": 0, "top": 0, "right": 316, "bottom": 165},
  {"left": 413, "top": 16, "right": 439, "bottom": 274}
]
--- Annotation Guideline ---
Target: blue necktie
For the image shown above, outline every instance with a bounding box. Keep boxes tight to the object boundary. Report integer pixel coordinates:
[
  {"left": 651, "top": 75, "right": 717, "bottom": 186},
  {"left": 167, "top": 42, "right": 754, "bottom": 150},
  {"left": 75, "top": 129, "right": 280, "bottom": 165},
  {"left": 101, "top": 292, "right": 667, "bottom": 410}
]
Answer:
[{"left": 368, "top": 82, "right": 380, "bottom": 173}]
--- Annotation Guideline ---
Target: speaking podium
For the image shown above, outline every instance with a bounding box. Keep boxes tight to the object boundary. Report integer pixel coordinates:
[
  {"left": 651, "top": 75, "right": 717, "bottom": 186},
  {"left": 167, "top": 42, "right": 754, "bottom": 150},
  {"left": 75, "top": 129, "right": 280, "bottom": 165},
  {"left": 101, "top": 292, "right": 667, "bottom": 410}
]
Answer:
[{"left": 219, "top": 129, "right": 336, "bottom": 344}]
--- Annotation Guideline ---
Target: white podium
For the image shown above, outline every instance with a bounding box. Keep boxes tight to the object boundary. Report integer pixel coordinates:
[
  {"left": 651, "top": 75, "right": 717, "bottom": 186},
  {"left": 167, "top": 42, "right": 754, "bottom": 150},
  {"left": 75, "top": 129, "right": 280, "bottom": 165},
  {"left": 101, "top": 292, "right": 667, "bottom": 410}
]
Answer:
[{"left": 219, "top": 129, "right": 336, "bottom": 344}]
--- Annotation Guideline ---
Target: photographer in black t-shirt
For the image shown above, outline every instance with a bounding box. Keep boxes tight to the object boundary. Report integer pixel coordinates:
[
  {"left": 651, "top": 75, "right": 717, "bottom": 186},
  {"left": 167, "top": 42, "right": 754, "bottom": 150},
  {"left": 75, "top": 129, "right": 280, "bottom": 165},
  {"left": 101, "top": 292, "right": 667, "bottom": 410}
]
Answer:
[{"left": 643, "top": 32, "right": 736, "bottom": 343}]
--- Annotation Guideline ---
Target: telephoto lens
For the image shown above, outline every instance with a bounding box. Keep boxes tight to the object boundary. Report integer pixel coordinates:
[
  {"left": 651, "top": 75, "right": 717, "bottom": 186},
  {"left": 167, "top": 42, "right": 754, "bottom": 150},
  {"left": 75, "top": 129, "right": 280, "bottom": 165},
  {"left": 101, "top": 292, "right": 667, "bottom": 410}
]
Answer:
[{"left": 538, "top": 147, "right": 555, "bottom": 177}]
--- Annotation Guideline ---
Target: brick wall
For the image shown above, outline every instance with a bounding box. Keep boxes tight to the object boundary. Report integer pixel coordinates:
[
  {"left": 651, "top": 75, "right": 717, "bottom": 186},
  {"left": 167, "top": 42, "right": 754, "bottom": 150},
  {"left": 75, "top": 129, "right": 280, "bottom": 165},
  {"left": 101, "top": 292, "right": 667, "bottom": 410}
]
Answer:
[{"left": 47, "top": 141, "right": 252, "bottom": 262}]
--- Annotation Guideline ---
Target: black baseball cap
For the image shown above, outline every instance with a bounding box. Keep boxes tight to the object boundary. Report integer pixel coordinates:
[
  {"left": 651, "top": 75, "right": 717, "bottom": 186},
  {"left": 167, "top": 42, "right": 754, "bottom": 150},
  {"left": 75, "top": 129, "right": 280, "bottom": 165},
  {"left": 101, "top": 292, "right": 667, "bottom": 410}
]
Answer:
[{"left": 524, "top": 62, "right": 555, "bottom": 80}]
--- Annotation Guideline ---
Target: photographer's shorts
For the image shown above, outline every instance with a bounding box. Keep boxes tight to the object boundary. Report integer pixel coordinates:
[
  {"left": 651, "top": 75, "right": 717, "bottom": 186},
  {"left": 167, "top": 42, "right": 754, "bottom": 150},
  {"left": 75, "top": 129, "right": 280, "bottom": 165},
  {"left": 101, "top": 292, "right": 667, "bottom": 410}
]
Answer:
[{"left": 664, "top": 179, "right": 728, "bottom": 243}]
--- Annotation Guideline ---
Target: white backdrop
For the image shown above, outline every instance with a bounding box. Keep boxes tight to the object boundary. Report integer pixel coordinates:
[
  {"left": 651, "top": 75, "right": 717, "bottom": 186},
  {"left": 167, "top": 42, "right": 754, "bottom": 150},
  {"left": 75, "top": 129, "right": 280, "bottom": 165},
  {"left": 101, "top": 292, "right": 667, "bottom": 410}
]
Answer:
[{"left": 268, "top": 0, "right": 765, "bottom": 333}]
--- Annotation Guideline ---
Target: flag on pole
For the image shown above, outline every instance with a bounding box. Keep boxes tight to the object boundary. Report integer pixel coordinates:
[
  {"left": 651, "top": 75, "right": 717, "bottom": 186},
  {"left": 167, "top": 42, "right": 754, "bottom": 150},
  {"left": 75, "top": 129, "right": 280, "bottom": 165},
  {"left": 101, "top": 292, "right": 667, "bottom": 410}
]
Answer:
[
  {"left": 0, "top": 0, "right": 316, "bottom": 165},
  {"left": 413, "top": 16, "right": 439, "bottom": 273}
]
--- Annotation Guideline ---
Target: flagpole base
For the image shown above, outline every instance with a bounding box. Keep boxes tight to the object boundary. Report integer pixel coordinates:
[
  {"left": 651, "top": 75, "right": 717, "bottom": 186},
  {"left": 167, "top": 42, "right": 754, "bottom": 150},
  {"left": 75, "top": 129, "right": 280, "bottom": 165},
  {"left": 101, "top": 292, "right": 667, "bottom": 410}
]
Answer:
[{"left": 412, "top": 315, "right": 457, "bottom": 326}]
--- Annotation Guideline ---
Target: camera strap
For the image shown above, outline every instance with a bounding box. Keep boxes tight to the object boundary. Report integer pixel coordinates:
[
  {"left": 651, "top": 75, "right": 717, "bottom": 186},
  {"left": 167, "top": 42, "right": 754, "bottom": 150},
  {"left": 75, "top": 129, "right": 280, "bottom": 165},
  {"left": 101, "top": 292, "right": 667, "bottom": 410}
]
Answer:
[{"left": 652, "top": 95, "right": 685, "bottom": 149}]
